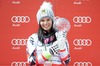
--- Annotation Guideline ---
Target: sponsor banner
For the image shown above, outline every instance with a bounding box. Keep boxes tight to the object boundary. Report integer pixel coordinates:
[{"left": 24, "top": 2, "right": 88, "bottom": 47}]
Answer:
[{"left": 0, "top": 0, "right": 99, "bottom": 66}]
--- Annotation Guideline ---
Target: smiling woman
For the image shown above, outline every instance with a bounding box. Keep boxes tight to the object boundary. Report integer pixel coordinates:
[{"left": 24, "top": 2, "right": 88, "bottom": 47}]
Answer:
[
  {"left": 40, "top": 17, "right": 53, "bottom": 32},
  {"left": 26, "top": 1, "right": 70, "bottom": 66}
]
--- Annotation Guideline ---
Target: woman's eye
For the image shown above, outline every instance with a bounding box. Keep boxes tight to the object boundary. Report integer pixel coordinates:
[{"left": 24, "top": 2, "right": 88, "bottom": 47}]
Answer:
[
  {"left": 47, "top": 19, "right": 50, "bottom": 21},
  {"left": 41, "top": 20, "right": 44, "bottom": 22}
]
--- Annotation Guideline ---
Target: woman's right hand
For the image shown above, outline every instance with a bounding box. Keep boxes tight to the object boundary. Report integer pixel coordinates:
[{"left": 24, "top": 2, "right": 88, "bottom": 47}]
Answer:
[{"left": 49, "top": 41, "right": 59, "bottom": 55}]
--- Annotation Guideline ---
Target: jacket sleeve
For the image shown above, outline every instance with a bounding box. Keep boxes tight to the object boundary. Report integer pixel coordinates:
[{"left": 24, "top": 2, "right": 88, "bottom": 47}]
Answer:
[
  {"left": 59, "top": 39, "right": 71, "bottom": 65},
  {"left": 26, "top": 34, "right": 47, "bottom": 65},
  {"left": 26, "top": 34, "right": 38, "bottom": 65}
]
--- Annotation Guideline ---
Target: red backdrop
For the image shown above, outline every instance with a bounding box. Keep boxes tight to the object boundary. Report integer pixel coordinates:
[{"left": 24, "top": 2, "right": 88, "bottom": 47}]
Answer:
[{"left": 1, "top": 0, "right": 100, "bottom": 66}]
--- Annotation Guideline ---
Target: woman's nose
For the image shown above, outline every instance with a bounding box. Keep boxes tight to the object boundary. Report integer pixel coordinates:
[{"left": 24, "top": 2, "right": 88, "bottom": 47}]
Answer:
[{"left": 44, "top": 21, "right": 47, "bottom": 24}]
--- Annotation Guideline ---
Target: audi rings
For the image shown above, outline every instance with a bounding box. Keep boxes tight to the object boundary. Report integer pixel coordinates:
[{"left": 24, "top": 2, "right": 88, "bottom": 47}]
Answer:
[
  {"left": 11, "top": 16, "right": 30, "bottom": 23},
  {"left": 73, "top": 16, "right": 91, "bottom": 23},
  {"left": 11, "top": 39, "right": 27, "bottom": 46},
  {"left": 73, "top": 39, "right": 92, "bottom": 46},
  {"left": 73, "top": 62, "right": 92, "bottom": 66},
  {"left": 11, "top": 62, "right": 27, "bottom": 66}
]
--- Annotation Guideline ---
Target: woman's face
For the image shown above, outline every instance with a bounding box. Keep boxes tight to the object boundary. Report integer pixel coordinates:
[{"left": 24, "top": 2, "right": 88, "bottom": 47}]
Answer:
[{"left": 40, "top": 17, "right": 53, "bottom": 31}]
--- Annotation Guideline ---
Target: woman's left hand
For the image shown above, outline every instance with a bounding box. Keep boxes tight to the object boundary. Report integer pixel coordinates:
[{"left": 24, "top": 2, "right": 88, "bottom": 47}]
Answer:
[{"left": 57, "top": 38, "right": 66, "bottom": 50}]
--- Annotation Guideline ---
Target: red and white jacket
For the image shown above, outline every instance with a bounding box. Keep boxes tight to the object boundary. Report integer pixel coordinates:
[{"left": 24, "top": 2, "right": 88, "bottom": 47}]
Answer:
[{"left": 26, "top": 33, "right": 70, "bottom": 66}]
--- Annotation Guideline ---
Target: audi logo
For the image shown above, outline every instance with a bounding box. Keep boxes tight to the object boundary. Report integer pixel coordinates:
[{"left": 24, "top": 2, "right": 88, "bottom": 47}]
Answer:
[
  {"left": 73, "top": 16, "right": 91, "bottom": 23},
  {"left": 11, "top": 16, "right": 30, "bottom": 23},
  {"left": 11, "top": 39, "right": 27, "bottom": 46},
  {"left": 73, "top": 39, "right": 92, "bottom": 46},
  {"left": 11, "top": 62, "right": 27, "bottom": 66},
  {"left": 73, "top": 62, "right": 92, "bottom": 66}
]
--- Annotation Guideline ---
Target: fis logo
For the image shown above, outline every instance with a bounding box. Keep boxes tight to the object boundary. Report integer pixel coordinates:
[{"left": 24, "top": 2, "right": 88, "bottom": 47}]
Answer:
[
  {"left": 11, "top": 62, "right": 27, "bottom": 66},
  {"left": 73, "top": 16, "right": 91, "bottom": 23},
  {"left": 73, "top": 62, "right": 92, "bottom": 66},
  {"left": 11, "top": 16, "right": 30, "bottom": 23},
  {"left": 73, "top": 39, "right": 92, "bottom": 46},
  {"left": 11, "top": 39, "right": 27, "bottom": 46}
]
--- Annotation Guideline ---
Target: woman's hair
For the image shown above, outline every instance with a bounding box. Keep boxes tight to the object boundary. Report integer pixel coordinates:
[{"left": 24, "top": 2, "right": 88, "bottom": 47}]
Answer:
[
  {"left": 37, "top": 1, "right": 56, "bottom": 44},
  {"left": 38, "top": 22, "right": 57, "bottom": 44}
]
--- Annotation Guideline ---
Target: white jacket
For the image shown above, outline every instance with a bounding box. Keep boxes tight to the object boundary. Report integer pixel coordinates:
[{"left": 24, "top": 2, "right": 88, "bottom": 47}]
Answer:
[{"left": 26, "top": 32, "right": 70, "bottom": 66}]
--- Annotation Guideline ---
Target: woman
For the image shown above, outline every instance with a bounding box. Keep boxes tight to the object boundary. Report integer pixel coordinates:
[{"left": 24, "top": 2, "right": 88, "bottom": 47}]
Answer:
[{"left": 26, "top": 1, "right": 70, "bottom": 66}]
